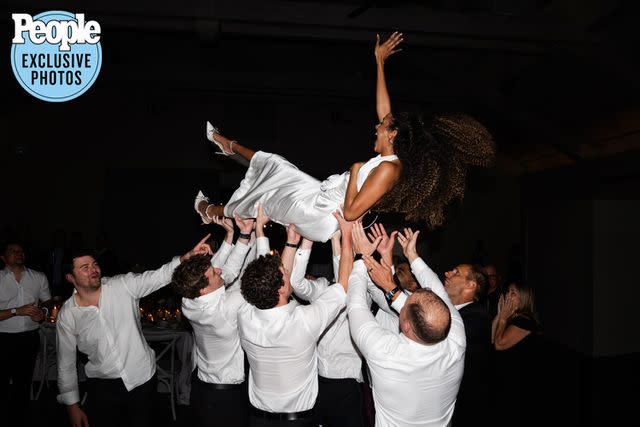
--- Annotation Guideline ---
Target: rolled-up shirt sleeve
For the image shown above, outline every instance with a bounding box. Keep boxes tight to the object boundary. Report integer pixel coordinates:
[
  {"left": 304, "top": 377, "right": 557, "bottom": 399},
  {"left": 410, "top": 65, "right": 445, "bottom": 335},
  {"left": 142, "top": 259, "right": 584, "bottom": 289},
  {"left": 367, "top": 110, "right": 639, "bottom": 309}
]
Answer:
[{"left": 56, "top": 313, "right": 79, "bottom": 405}]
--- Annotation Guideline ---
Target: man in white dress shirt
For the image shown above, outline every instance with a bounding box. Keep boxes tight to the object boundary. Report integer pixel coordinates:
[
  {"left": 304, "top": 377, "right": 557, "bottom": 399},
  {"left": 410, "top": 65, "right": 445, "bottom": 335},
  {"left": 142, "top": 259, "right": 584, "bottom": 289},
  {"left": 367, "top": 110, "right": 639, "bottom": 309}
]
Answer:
[
  {"left": 237, "top": 216, "right": 353, "bottom": 426},
  {"left": 171, "top": 216, "right": 270, "bottom": 427},
  {"left": 350, "top": 228, "right": 466, "bottom": 427},
  {"left": 0, "top": 242, "right": 50, "bottom": 418},
  {"left": 290, "top": 234, "right": 364, "bottom": 427},
  {"left": 56, "top": 235, "right": 212, "bottom": 427}
]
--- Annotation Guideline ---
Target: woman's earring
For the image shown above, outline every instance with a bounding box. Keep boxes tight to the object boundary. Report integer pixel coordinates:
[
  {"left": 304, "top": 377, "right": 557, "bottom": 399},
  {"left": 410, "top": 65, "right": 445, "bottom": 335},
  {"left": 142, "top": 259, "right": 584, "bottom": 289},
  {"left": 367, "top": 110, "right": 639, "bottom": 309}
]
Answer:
[{"left": 389, "top": 139, "right": 394, "bottom": 144}]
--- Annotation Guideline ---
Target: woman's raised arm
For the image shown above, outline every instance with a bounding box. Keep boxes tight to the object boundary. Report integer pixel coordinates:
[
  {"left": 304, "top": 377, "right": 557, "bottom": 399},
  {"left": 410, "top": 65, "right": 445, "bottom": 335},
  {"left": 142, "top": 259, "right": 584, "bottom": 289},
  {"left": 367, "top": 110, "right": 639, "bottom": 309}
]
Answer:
[{"left": 375, "top": 32, "right": 404, "bottom": 122}]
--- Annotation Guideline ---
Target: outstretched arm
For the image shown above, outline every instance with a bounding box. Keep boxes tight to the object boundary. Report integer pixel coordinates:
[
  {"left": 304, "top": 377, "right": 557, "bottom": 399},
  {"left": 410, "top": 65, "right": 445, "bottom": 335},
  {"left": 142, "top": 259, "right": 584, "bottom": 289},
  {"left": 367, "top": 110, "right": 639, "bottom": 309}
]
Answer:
[{"left": 375, "top": 32, "right": 404, "bottom": 121}]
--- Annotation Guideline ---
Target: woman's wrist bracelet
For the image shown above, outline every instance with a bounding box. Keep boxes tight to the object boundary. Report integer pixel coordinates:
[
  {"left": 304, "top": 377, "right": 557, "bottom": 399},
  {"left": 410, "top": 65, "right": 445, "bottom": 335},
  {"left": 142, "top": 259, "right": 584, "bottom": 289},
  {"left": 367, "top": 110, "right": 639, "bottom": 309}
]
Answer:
[
  {"left": 285, "top": 242, "right": 298, "bottom": 248},
  {"left": 238, "top": 232, "right": 251, "bottom": 240}
]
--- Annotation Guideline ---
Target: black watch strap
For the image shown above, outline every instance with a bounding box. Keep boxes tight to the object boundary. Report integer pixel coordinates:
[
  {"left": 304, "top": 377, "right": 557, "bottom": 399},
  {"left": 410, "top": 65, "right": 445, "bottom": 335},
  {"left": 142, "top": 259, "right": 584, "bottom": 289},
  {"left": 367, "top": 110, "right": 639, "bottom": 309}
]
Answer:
[
  {"left": 385, "top": 286, "right": 401, "bottom": 301},
  {"left": 284, "top": 242, "right": 298, "bottom": 248},
  {"left": 238, "top": 232, "right": 251, "bottom": 240}
]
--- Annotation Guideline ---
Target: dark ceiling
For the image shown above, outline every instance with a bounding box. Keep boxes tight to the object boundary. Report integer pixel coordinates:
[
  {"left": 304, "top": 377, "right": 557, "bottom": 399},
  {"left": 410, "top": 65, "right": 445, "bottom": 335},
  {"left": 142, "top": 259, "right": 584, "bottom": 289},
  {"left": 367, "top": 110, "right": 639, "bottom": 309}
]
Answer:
[{"left": 3, "top": 0, "right": 640, "bottom": 174}]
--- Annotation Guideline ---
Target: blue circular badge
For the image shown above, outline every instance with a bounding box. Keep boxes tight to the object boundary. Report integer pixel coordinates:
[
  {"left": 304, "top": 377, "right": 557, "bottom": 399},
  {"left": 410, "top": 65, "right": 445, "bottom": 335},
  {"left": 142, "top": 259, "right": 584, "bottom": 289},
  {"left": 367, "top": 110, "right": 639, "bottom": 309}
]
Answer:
[{"left": 10, "top": 10, "right": 102, "bottom": 102}]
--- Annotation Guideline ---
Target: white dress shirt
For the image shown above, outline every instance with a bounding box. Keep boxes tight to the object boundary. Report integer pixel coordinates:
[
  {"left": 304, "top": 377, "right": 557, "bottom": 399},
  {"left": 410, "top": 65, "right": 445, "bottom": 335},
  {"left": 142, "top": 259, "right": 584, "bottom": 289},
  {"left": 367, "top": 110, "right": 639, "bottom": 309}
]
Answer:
[
  {"left": 182, "top": 241, "right": 251, "bottom": 384},
  {"left": 56, "top": 257, "right": 180, "bottom": 405},
  {"left": 291, "top": 249, "right": 362, "bottom": 381},
  {"left": 347, "top": 259, "right": 466, "bottom": 427},
  {"left": 0, "top": 267, "right": 51, "bottom": 333},
  {"left": 211, "top": 240, "right": 234, "bottom": 269},
  {"left": 238, "top": 284, "right": 346, "bottom": 413}
]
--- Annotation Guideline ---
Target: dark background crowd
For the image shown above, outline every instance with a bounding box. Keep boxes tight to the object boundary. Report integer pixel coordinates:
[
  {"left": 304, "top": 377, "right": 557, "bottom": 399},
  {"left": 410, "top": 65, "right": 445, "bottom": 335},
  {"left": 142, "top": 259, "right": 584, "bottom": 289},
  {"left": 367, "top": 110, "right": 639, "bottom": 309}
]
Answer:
[{"left": 2, "top": 0, "right": 640, "bottom": 425}]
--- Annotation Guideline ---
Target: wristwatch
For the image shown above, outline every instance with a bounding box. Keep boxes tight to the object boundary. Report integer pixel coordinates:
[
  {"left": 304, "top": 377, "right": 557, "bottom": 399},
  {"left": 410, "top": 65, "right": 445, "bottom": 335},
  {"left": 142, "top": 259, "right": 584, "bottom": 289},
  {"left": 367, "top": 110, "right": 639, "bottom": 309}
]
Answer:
[
  {"left": 10, "top": 308, "right": 17, "bottom": 316},
  {"left": 385, "top": 286, "right": 401, "bottom": 301}
]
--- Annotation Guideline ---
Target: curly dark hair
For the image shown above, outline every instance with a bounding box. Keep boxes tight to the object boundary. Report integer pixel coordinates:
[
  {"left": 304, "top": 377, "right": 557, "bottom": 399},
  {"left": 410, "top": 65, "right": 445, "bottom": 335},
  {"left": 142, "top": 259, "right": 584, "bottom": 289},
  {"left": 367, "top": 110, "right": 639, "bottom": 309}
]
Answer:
[
  {"left": 170, "top": 254, "right": 211, "bottom": 299},
  {"left": 376, "top": 112, "right": 496, "bottom": 228},
  {"left": 241, "top": 254, "right": 284, "bottom": 309}
]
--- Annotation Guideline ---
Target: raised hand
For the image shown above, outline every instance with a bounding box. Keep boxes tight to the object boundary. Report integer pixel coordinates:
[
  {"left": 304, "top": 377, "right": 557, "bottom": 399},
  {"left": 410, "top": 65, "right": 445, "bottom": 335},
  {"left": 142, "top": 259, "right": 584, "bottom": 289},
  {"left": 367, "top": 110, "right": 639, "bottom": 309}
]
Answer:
[
  {"left": 212, "top": 216, "right": 233, "bottom": 233},
  {"left": 332, "top": 209, "right": 353, "bottom": 238},
  {"left": 181, "top": 233, "right": 213, "bottom": 262},
  {"left": 375, "top": 31, "right": 404, "bottom": 65},
  {"left": 362, "top": 254, "right": 396, "bottom": 292},
  {"left": 352, "top": 220, "right": 382, "bottom": 256},
  {"left": 397, "top": 227, "right": 420, "bottom": 262},
  {"left": 368, "top": 223, "right": 397, "bottom": 264},
  {"left": 213, "top": 215, "right": 234, "bottom": 243},
  {"left": 234, "top": 215, "right": 255, "bottom": 235},
  {"left": 286, "top": 224, "right": 301, "bottom": 246},
  {"left": 255, "top": 204, "right": 270, "bottom": 230}
]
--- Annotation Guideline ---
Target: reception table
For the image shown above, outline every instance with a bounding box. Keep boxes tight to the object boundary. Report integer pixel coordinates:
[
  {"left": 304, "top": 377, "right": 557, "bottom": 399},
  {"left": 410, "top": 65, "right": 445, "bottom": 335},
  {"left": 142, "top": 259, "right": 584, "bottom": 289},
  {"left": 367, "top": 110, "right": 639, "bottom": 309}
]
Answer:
[{"left": 34, "top": 322, "right": 194, "bottom": 407}]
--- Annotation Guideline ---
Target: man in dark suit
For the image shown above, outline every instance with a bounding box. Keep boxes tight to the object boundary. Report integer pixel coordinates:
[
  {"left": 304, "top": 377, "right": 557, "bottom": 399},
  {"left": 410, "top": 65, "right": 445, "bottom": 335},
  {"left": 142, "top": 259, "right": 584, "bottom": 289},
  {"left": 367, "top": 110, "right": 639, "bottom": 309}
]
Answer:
[{"left": 444, "top": 264, "right": 491, "bottom": 426}]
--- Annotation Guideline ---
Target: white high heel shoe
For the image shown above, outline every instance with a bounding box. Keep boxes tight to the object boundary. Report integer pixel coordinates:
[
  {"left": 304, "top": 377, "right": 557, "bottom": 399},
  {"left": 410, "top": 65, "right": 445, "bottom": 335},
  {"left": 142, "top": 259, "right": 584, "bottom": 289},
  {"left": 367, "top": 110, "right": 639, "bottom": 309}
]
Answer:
[
  {"left": 194, "top": 190, "right": 213, "bottom": 224},
  {"left": 206, "top": 121, "right": 234, "bottom": 156}
]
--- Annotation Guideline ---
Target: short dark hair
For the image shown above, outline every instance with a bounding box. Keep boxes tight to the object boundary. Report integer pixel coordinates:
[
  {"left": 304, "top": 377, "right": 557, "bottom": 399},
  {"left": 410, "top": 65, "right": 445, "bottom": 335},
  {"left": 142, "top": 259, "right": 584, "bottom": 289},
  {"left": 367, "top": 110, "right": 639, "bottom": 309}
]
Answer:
[
  {"left": 171, "top": 254, "right": 212, "bottom": 299},
  {"left": 467, "top": 264, "right": 488, "bottom": 302},
  {"left": 406, "top": 288, "right": 451, "bottom": 344},
  {"left": 63, "top": 248, "right": 97, "bottom": 275},
  {"left": 241, "top": 254, "right": 283, "bottom": 310}
]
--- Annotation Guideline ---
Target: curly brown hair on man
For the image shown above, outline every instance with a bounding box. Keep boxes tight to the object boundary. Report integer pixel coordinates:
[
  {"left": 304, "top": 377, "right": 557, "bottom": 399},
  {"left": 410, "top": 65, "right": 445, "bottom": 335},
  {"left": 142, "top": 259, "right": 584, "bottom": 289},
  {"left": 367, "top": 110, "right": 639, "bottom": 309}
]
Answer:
[
  {"left": 170, "top": 254, "right": 211, "bottom": 299},
  {"left": 376, "top": 112, "right": 496, "bottom": 228},
  {"left": 241, "top": 254, "right": 284, "bottom": 310}
]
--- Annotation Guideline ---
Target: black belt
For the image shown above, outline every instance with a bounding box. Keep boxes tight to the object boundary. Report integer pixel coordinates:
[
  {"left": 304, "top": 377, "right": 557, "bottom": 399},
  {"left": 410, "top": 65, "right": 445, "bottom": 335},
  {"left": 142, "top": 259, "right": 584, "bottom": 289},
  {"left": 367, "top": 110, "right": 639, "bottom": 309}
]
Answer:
[
  {"left": 192, "top": 369, "right": 244, "bottom": 390},
  {"left": 203, "top": 381, "right": 243, "bottom": 390},
  {"left": 250, "top": 405, "right": 315, "bottom": 421}
]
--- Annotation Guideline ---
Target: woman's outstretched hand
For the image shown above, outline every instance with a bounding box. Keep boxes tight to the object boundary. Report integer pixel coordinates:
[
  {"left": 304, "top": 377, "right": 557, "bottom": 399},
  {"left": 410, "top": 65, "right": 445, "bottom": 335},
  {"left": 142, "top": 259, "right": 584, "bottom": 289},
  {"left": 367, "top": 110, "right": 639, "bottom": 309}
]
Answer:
[{"left": 375, "top": 31, "right": 404, "bottom": 65}]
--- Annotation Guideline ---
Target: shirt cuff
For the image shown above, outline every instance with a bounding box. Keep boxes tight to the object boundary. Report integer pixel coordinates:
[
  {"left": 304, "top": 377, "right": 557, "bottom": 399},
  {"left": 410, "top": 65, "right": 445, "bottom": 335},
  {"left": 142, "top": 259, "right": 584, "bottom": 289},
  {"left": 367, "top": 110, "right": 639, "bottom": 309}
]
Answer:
[
  {"left": 57, "top": 389, "right": 80, "bottom": 406},
  {"left": 390, "top": 291, "right": 408, "bottom": 311},
  {"left": 352, "top": 259, "right": 367, "bottom": 273},
  {"left": 296, "top": 248, "right": 311, "bottom": 259}
]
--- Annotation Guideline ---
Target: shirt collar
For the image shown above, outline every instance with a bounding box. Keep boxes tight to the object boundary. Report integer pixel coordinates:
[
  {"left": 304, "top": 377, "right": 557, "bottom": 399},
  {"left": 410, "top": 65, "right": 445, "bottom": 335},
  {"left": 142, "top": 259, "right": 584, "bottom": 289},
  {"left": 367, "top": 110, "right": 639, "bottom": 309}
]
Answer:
[
  {"left": 185, "top": 285, "right": 225, "bottom": 308},
  {"left": 455, "top": 301, "right": 473, "bottom": 310}
]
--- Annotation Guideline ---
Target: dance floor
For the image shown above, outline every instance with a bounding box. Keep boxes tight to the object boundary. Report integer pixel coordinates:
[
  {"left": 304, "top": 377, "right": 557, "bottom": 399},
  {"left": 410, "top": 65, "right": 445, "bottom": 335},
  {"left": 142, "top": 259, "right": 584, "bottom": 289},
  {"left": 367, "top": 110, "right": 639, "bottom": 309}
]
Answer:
[{"left": 19, "top": 337, "right": 638, "bottom": 426}]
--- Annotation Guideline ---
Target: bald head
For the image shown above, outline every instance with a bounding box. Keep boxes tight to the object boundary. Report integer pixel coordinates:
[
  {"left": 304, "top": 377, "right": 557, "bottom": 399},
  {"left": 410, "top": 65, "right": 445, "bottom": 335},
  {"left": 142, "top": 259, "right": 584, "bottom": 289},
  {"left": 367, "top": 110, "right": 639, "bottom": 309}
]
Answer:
[{"left": 401, "top": 289, "right": 451, "bottom": 345}]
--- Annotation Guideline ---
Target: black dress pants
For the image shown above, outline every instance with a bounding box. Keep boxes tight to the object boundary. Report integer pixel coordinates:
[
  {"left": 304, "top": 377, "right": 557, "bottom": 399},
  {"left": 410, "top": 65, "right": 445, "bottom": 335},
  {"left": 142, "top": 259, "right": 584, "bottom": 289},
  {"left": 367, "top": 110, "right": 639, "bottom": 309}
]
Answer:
[
  {"left": 190, "top": 372, "right": 248, "bottom": 427},
  {"left": 315, "top": 376, "right": 364, "bottom": 427},
  {"left": 0, "top": 329, "right": 40, "bottom": 421},
  {"left": 84, "top": 374, "right": 156, "bottom": 427}
]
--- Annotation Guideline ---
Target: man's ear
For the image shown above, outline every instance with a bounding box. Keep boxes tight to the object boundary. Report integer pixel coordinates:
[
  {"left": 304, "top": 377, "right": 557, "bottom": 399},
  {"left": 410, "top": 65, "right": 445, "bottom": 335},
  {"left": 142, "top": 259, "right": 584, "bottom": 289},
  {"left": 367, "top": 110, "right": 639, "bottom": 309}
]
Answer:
[
  {"left": 466, "top": 280, "right": 477, "bottom": 291},
  {"left": 400, "top": 318, "right": 413, "bottom": 336},
  {"left": 65, "top": 273, "right": 75, "bottom": 285}
]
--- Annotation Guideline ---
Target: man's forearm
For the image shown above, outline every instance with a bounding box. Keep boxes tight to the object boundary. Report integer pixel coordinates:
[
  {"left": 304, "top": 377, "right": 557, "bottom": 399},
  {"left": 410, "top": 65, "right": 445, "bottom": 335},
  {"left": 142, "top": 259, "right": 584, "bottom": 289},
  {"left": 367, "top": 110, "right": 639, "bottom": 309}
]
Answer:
[{"left": 0, "top": 308, "right": 16, "bottom": 321}]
